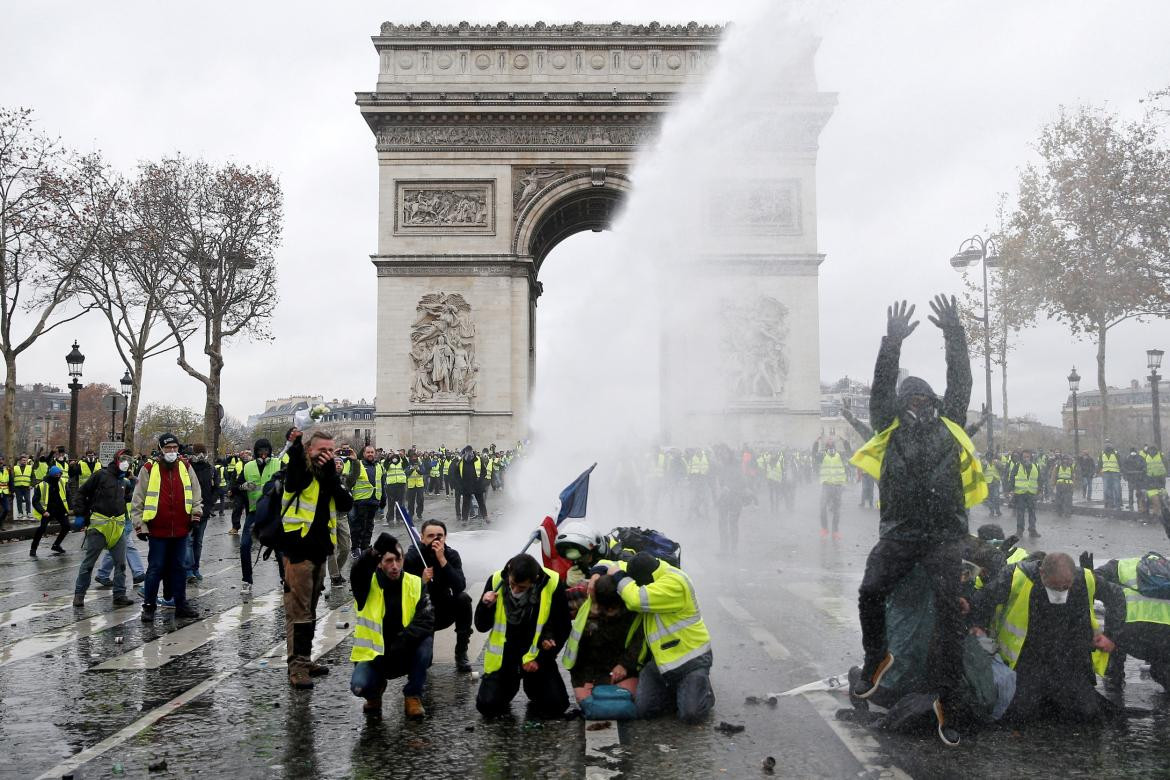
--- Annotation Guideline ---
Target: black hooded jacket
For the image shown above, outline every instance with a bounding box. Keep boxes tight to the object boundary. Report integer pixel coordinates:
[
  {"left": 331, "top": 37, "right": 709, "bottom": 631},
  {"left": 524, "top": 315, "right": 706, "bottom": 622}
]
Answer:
[
  {"left": 77, "top": 459, "right": 132, "bottom": 519},
  {"left": 869, "top": 323, "right": 972, "bottom": 542}
]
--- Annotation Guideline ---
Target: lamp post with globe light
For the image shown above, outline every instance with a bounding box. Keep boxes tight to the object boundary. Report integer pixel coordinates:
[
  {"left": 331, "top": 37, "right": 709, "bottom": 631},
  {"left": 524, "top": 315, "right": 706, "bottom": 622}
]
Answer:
[
  {"left": 949, "top": 234, "right": 1001, "bottom": 454},
  {"left": 1068, "top": 367, "right": 1081, "bottom": 456},
  {"left": 65, "top": 341, "right": 85, "bottom": 456},
  {"left": 1149, "top": 349, "right": 1164, "bottom": 452}
]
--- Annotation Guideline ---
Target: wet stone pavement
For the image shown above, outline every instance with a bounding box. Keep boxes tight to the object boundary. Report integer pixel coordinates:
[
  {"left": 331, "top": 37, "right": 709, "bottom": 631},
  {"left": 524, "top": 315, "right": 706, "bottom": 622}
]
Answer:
[{"left": 1, "top": 483, "right": 1170, "bottom": 778}]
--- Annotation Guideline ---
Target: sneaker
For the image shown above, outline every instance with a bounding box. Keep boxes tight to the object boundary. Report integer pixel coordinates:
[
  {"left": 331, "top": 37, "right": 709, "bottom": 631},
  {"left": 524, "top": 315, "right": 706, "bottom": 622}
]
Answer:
[
  {"left": 1028, "top": 529, "right": 1041, "bottom": 538},
  {"left": 228, "top": 528, "right": 240, "bottom": 536},
  {"left": 350, "top": 549, "right": 361, "bottom": 561},
  {"left": 94, "top": 577, "right": 113, "bottom": 589},
  {"left": 934, "top": 699, "right": 960, "bottom": 747},
  {"left": 819, "top": 528, "right": 829, "bottom": 539},
  {"left": 330, "top": 576, "right": 346, "bottom": 586},
  {"left": 852, "top": 652, "right": 894, "bottom": 699},
  {"left": 134, "top": 585, "right": 145, "bottom": 599},
  {"left": 132, "top": 574, "right": 145, "bottom": 584},
  {"left": 159, "top": 597, "right": 175, "bottom": 609},
  {"left": 113, "top": 595, "right": 135, "bottom": 607},
  {"left": 241, "top": 582, "right": 253, "bottom": 598},
  {"left": 141, "top": 607, "right": 156, "bottom": 622},
  {"left": 192, "top": 571, "right": 203, "bottom": 582},
  {"left": 186, "top": 575, "right": 198, "bottom": 585},
  {"left": 72, "top": 594, "right": 84, "bottom": 608},
  {"left": 50, "top": 545, "right": 66, "bottom": 555},
  {"left": 175, "top": 605, "right": 199, "bottom": 619},
  {"left": 832, "top": 531, "right": 844, "bottom": 542}
]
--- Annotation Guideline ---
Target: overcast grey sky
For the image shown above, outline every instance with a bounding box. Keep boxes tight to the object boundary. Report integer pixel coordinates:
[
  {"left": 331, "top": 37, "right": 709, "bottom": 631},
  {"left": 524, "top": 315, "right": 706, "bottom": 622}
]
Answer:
[{"left": 3, "top": 1, "right": 1170, "bottom": 426}]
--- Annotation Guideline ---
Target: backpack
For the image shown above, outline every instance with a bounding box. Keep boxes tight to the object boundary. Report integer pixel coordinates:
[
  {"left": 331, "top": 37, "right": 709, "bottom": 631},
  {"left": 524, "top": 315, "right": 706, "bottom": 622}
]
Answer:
[
  {"left": 253, "top": 472, "right": 297, "bottom": 552},
  {"left": 1136, "top": 552, "right": 1170, "bottom": 600},
  {"left": 609, "top": 526, "right": 682, "bottom": 567}
]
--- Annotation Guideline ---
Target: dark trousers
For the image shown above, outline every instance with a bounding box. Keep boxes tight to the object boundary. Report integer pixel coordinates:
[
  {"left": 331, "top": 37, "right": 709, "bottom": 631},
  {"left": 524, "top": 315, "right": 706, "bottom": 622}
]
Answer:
[
  {"left": 14, "top": 486, "right": 31, "bottom": 516},
  {"left": 385, "top": 484, "right": 406, "bottom": 509},
  {"left": 30, "top": 511, "right": 69, "bottom": 554},
  {"left": 458, "top": 492, "right": 487, "bottom": 523},
  {"left": 858, "top": 538, "right": 963, "bottom": 702},
  {"left": 476, "top": 655, "right": 568, "bottom": 718},
  {"left": 350, "top": 501, "right": 379, "bottom": 552},
  {"left": 433, "top": 592, "right": 474, "bottom": 633},
  {"left": 351, "top": 636, "right": 433, "bottom": 700},
  {"left": 406, "top": 487, "right": 424, "bottom": 519},
  {"left": 1109, "top": 623, "right": 1170, "bottom": 690},
  {"left": 820, "top": 485, "right": 842, "bottom": 530},
  {"left": 717, "top": 502, "right": 741, "bottom": 552},
  {"left": 231, "top": 493, "right": 247, "bottom": 530},
  {"left": 1003, "top": 671, "right": 1111, "bottom": 723},
  {"left": 144, "top": 536, "right": 189, "bottom": 609},
  {"left": 636, "top": 657, "right": 715, "bottom": 724},
  {"left": 1015, "top": 493, "right": 1038, "bottom": 533}
]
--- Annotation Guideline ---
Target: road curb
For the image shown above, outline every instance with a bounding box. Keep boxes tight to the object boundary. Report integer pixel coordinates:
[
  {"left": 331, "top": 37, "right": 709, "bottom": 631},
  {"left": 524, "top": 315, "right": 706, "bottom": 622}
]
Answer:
[{"left": 0, "top": 525, "right": 41, "bottom": 543}]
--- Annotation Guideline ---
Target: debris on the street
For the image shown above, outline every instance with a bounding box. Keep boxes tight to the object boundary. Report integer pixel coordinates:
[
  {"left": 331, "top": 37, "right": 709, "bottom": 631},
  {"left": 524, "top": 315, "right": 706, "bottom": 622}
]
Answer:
[
  {"left": 148, "top": 759, "right": 168, "bottom": 772},
  {"left": 716, "top": 721, "right": 745, "bottom": 735},
  {"left": 586, "top": 721, "right": 612, "bottom": 731},
  {"left": 762, "top": 756, "right": 777, "bottom": 774}
]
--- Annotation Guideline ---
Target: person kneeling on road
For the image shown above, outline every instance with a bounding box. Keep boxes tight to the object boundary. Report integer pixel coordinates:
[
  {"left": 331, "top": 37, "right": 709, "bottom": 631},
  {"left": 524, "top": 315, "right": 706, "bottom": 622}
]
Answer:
[
  {"left": 404, "top": 519, "right": 474, "bottom": 673},
  {"left": 564, "top": 574, "right": 643, "bottom": 713},
  {"left": 594, "top": 551, "right": 715, "bottom": 724},
  {"left": 350, "top": 533, "right": 434, "bottom": 718},
  {"left": 475, "top": 553, "right": 570, "bottom": 718}
]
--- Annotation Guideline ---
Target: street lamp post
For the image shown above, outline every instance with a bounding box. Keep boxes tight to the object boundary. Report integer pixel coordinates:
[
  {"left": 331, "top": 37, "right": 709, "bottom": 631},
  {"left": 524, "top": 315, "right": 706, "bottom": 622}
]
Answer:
[
  {"left": 120, "top": 370, "right": 133, "bottom": 443},
  {"left": 1068, "top": 367, "right": 1081, "bottom": 456},
  {"left": 1149, "top": 349, "right": 1164, "bottom": 452},
  {"left": 65, "top": 341, "right": 85, "bottom": 456},
  {"left": 949, "top": 234, "right": 1001, "bottom": 454}
]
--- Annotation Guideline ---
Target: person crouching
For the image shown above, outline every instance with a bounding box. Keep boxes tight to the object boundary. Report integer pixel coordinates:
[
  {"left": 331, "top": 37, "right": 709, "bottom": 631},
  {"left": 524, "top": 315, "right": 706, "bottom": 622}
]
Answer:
[
  {"left": 350, "top": 533, "right": 434, "bottom": 718},
  {"left": 564, "top": 574, "right": 643, "bottom": 709}
]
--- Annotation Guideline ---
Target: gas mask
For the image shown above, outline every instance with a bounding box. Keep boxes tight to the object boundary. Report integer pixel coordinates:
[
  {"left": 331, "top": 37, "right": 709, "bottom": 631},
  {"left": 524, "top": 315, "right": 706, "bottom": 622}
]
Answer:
[{"left": 119, "top": 459, "right": 131, "bottom": 472}]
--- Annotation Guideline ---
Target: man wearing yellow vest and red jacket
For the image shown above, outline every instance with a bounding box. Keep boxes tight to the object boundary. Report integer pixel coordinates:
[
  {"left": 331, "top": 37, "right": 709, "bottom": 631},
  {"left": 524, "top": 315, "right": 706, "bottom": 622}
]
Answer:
[
  {"left": 131, "top": 434, "right": 203, "bottom": 621},
  {"left": 970, "top": 552, "right": 1124, "bottom": 723},
  {"left": 281, "top": 430, "right": 354, "bottom": 689},
  {"left": 474, "top": 553, "right": 570, "bottom": 718},
  {"left": 849, "top": 296, "right": 979, "bottom": 748},
  {"left": 598, "top": 551, "right": 715, "bottom": 724},
  {"left": 350, "top": 533, "right": 434, "bottom": 718}
]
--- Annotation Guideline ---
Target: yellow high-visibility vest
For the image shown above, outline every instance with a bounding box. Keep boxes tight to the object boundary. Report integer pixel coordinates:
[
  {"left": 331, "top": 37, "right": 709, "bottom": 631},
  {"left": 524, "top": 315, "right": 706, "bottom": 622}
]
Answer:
[
  {"left": 13, "top": 464, "right": 33, "bottom": 488},
  {"left": 33, "top": 479, "right": 70, "bottom": 520},
  {"left": 820, "top": 453, "right": 847, "bottom": 485},
  {"left": 1013, "top": 464, "right": 1039, "bottom": 495},
  {"left": 996, "top": 565, "right": 1108, "bottom": 677},
  {"left": 611, "top": 559, "right": 711, "bottom": 675},
  {"left": 350, "top": 571, "right": 422, "bottom": 662},
  {"left": 385, "top": 461, "right": 407, "bottom": 485},
  {"left": 850, "top": 417, "right": 987, "bottom": 508},
  {"left": 351, "top": 461, "right": 384, "bottom": 502},
  {"left": 563, "top": 595, "right": 642, "bottom": 670},
  {"left": 1100, "top": 453, "right": 1120, "bottom": 474},
  {"left": 483, "top": 568, "right": 559, "bottom": 674},
  {"left": 78, "top": 460, "right": 103, "bottom": 480},
  {"left": 281, "top": 477, "right": 339, "bottom": 546},
  {"left": 1056, "top": 466, "right": 1074, "bottom": 485},
  {"left": 141, "top": 462, "right": 193, "bottom": 522}
]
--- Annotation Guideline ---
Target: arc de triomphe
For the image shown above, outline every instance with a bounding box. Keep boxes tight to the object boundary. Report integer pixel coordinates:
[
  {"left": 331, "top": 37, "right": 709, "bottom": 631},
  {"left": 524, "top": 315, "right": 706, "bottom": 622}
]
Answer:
[{"left": 357, "top": 21, "right": 834, "bottom": 448}]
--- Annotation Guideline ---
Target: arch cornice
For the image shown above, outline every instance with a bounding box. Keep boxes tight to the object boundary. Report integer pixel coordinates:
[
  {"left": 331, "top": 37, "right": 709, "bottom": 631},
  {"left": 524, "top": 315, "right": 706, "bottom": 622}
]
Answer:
[{"left": 511, "top": 170, "right": 632, "bottom": 260}]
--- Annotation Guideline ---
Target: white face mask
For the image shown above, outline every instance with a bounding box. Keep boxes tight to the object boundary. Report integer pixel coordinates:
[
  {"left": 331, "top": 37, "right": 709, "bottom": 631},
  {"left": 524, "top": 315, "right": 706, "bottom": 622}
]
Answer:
[
  {"left": 163, "top": 452, "right": 179, "bottom": 464},
  {"left": 119, "top": 460, "right": 130, "bottom": 472},
  {"left": 1045, "top": 586, "right": 1070, "bottom": 605}
]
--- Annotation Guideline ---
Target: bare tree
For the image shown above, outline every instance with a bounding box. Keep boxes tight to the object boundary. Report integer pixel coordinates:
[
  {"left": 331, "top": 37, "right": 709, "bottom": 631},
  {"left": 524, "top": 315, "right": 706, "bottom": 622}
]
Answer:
[
  {"left": 75, "top": 166, "right": 191, "bottom": 447},
  {"left": 1008, "top": 105, "right": 1170, "bottom": 441},
  {"left": 0, "top": 108, "right": 109, "bottom": 457},
  {"left": 142, "top": 157, "right": 282, "bottom": 450}
]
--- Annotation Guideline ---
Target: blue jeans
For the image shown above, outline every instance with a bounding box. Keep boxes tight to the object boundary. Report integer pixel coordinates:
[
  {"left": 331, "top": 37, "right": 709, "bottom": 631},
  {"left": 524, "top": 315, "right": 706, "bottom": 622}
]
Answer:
[
  {"left": 635, "top": 657, "right": 715, "bottom": 724},
  {"left": 144, "top": 536, "right": 189, "bottom": 609},
  {"left": 350, "top": 635, "right": 433, "bottom": 699},
  {"left": 1103, "top": 474, "right": 1122, "bottom": 509},
  {"left": 98, "top": 517, "right": 145, "bottom": 580},
  {"left": 186, "top": 515, "right": 209, "bottom": 576},
  {"left": 240, "top": 510, "right": 257, "bottom": 584},
  {"left": 76, "top": 528, "right": 127, "bottom": 597}
]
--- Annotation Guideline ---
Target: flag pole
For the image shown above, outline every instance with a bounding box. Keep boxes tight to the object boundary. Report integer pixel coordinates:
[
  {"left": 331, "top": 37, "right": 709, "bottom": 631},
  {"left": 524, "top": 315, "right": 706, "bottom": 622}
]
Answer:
[{"left": 394, "top": 501, "right": 428, "bottom": 561}]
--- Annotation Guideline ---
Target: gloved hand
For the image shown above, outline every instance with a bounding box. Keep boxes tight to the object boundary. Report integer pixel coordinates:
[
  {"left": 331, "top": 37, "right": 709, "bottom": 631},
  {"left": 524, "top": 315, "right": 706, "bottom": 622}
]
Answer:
[
  {"left": 886, "top": 300, "right": 919, "bottom": 342},
  {"left": 1080, "top": 550, "right": 1095, "bottom": 571},
  {"left": 71, "top": 515, "right": 86, "bottom": 531}
]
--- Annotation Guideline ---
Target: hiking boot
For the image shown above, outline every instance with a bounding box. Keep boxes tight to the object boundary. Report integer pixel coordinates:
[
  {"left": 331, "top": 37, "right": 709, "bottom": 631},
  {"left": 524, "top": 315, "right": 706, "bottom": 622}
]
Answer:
[
  {"left": 455, "top": 630, "right": 473, "bottom": 673},
  {"left": 363, "top": 696, "right": 382, "bottom": 715},
  {"left": 308, "top": 662, "right": 330, "bottom": 677},
  {"left": 72, "top": 594, "right": 84, "bottom": 608},
  {"left": 94, "top": 577, "right": 113, "bottom": 588},
  {"left": 113, "top": 595, "right": 135, "bottom": 607},
  {"left": 288, "top": 667, "right": 314, "bottom": 690},
  {"left": 175, "top": 605, "right": 199, "bottom": 619},
  {"left": 141, "top": 607, "right": 156, "bottom": 622},
  {"left": 404, "top": 696, "right": 426, "bottom": 719},
  {"left": 852, "top": 652, "right": 894, "bottom": 699},
  {"left": 934, "top": 699, "right": 960, "bottom": 747},
  {"left": 50, "top": 545, "right": 66, "bottom": 555}
]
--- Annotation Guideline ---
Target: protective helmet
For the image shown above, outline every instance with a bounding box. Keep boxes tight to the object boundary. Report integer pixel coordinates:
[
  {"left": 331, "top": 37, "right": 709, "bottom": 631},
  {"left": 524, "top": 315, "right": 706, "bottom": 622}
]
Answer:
[{"left": 555, "top": 521, "right": 603, "bottom": 562}]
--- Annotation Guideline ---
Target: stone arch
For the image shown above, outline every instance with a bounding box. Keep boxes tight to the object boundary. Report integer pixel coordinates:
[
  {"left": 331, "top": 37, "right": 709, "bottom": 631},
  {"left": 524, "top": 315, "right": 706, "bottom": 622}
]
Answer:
[{"left": 512, "top": 171, "right": 633, "bottom": 273}]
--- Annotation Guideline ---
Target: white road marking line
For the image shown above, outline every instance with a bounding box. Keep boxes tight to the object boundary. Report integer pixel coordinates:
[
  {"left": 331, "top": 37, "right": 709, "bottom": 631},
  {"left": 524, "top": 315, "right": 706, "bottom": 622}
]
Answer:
[
  {"left": 0, "top": 562, "right": 75, "bottom": 585},
  {"left": 717, "top": 596, "right": 791, "bottom": 660},
  {"left": 0, "top": 604, "right": 143, "bottom": 667},
  {"left": 94, "top": 588, "right": 281, "bottom": 670},
  {"left": 248, "top": 603, "right": 353, "bottom": 669},
  {"left": 0, "top": 594, "right": 74, "bottom": 625},
  {"left": 584, "top": 720, "right": 624, "bottom": 779},
  {"left": 804, "top": 691, "right": 911, "bottom": 780},
  {"left": 34, "top": 608, "right": 352, "bottom": 779}
]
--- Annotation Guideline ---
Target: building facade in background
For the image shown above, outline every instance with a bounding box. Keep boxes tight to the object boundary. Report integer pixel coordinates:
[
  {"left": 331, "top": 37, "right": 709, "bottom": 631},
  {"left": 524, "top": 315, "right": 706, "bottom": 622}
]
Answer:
[{"left": 0, "top": 383, "right": 69, "bottom": 455}]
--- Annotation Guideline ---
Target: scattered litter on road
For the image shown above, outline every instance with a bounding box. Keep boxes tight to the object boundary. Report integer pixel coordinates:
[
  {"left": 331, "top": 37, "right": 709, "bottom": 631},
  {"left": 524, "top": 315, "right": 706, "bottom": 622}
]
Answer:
[
  {"left": 762, "top": 756, "right": 776, "bottom": 773},
  {"left": 716, "top": 721, "right": 745, "bottom": 735},
  {"left": 656, "top": 744, "right": 677, "bottom": 753},
  {"left": 586, "top": 721, "right": 612, "bottom": 731},
  {"left": 148, "top": 758, "right": 168, "bottom": 772}
]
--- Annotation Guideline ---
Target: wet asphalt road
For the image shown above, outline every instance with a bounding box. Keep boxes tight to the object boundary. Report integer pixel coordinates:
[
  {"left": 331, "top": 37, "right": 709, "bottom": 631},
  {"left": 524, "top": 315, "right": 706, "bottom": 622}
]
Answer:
[{"left": 1, "top": 482, "right": 1169, "bottom": 779}]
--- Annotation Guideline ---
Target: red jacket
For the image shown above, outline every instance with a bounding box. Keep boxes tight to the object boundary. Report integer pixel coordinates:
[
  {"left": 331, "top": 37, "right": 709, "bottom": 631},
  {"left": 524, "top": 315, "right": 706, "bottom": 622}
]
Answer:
[{"left": 142, "top": 460, "right": 193, "bottom": 538}]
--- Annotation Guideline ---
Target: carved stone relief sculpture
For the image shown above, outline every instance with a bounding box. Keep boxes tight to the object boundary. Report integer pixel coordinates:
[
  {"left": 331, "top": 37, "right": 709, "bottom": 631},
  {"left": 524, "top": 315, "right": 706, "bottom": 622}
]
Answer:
[
  {"left": 395, "top": 181, "right": 495, "bottom": 234},
  {"left": 410, "top": 293, "right": 479, "bottom": 403},
  {"left": 709, "top": 179, "right": 801, "bottom": 235},
  {"left": 721, "top": 295, "right": 789, "bottom": 399}
]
